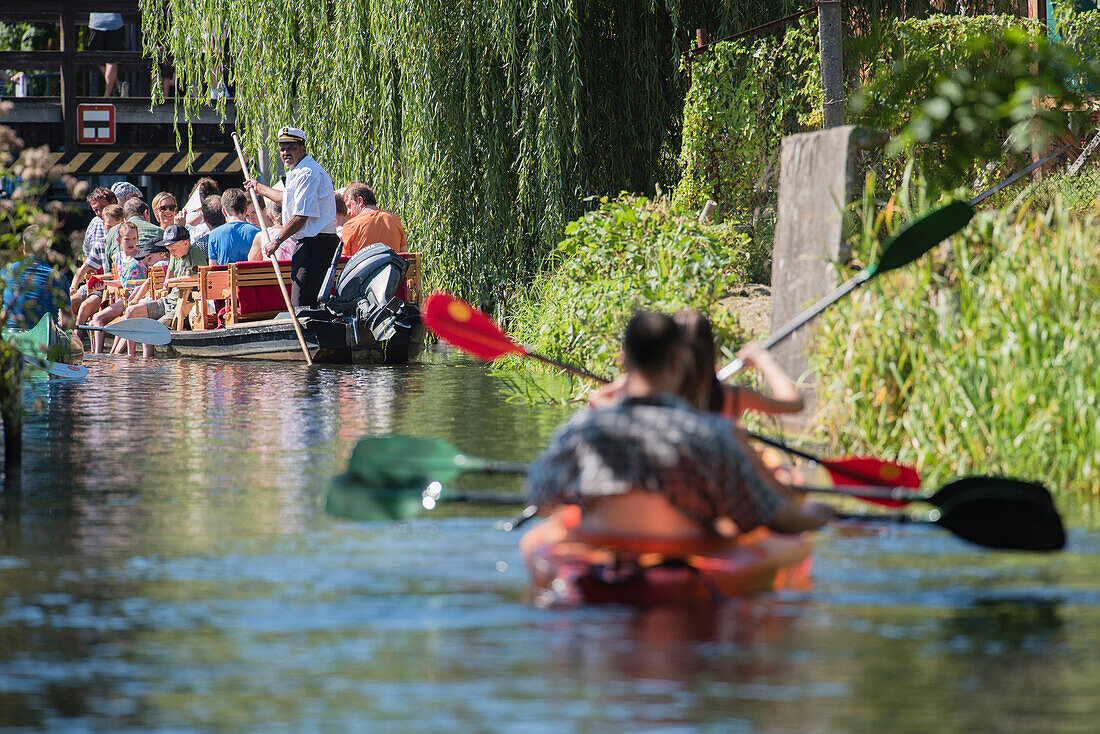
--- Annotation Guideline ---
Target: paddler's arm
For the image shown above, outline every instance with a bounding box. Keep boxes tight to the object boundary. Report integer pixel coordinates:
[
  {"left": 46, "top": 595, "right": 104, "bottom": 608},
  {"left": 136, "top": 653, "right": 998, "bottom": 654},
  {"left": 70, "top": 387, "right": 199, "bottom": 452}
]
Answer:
[
  {"left": 732, "top": 342, "right": 805, "bottom": 415},
  {"left": 587, "top": 373, "right": 627, "bottom": 408},
  {"left": 731, "top": 424, "right": 833, "bottom": 533}
]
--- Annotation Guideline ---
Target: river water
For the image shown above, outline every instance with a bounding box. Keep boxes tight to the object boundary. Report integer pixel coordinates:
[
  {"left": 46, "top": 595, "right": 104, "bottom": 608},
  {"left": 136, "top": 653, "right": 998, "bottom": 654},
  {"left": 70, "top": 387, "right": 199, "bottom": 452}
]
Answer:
[{"left": 2, "top": 356, "right": 1099, "bottom": 732}]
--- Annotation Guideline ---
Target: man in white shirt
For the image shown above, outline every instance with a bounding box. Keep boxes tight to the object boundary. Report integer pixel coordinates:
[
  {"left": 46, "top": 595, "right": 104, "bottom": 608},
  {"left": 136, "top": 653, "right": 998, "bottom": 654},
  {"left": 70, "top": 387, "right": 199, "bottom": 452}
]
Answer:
[{"left": 244, "top": 126, "right": 339, "bottom": 308}]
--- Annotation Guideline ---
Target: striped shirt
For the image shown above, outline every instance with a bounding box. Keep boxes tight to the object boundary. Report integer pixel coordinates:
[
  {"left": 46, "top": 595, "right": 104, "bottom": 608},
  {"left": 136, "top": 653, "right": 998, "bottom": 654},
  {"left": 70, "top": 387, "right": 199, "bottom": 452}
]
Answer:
[
  {"left": 526, "top": 393, "right": 783, "bottom": 531},
  {"left": 82, "top": 217, "right": 108, "bottom": 272}
]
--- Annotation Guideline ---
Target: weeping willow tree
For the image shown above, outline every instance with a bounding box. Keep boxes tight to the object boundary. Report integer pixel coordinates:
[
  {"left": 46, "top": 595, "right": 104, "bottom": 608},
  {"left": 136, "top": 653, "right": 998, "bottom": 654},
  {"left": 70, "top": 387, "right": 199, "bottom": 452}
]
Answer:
[{"left": 139, "top": 0, "right": 812, "bottom": 306}]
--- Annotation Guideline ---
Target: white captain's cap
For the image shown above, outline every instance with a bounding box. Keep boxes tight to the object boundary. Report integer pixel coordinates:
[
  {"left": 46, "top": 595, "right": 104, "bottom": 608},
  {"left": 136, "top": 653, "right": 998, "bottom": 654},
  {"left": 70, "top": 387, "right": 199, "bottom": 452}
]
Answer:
[{"left": 276, "top": 126, "right": 307, "bottom": 144}]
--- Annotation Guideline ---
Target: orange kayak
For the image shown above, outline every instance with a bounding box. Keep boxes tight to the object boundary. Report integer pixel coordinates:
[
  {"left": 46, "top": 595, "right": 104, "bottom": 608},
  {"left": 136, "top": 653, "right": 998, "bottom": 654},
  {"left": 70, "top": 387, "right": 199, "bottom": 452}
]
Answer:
[{"left": 521, "top": 506, "right": 813, "bottom": 607}]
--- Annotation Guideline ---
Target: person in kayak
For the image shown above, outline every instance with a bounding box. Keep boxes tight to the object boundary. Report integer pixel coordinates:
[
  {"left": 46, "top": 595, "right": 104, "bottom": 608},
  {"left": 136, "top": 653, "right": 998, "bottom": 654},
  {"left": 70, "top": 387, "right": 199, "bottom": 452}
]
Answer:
[
  {"left": 674, "top": 309, "right": 802, "bottom": 418},
  {"left": 589, "top": 309, "right": 803, "bottom": 420},
  {"left": 524, "top": 310, "right": 833, "bottom": 542}
]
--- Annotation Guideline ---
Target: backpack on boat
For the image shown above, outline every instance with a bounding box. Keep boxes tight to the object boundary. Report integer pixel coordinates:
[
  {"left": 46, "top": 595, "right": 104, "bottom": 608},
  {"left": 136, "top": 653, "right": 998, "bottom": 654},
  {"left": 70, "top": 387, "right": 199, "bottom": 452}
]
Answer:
[{"left": 325, "top": 243, "right": 419, "bottom": 342}]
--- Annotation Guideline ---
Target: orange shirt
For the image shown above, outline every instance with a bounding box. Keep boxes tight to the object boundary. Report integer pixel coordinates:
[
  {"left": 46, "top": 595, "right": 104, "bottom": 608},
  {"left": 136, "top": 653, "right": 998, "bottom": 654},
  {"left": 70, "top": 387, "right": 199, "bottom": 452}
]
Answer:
[{"left": 340, "top": 208, "right": 408, "bottom": 257}]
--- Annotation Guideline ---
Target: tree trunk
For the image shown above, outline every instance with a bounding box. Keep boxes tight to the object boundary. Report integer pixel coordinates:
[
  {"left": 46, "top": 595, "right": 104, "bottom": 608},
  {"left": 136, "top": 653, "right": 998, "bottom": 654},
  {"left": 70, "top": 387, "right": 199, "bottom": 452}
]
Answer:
[{"left": 0, "top": 347, "right": 22, "bottom": 471}]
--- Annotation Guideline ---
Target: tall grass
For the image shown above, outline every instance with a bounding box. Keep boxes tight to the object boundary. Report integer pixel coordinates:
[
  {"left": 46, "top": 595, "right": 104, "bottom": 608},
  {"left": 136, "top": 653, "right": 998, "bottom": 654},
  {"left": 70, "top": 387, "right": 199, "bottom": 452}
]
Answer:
[{"left": 812, "top": 202, "right": 1100, "bottom": 516}]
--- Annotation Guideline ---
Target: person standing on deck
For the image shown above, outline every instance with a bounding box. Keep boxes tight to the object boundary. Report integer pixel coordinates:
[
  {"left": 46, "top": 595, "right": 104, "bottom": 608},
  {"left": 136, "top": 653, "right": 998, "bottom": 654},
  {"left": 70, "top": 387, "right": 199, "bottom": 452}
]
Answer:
[{"left": 244, "top": 127, "right": 338, "bottom": 308}]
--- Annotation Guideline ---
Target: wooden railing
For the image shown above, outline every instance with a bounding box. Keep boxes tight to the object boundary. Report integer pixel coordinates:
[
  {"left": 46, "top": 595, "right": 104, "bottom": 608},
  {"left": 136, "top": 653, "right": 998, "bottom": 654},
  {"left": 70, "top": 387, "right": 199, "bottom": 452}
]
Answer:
[{"left": 0, "top": 2, "right": 149, "bottom": 151}]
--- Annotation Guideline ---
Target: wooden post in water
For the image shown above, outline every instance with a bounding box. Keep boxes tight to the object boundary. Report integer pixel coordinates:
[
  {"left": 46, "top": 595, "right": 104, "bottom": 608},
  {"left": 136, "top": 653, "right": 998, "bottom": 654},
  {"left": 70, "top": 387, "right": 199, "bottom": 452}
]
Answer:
[{"left": 817, "top": 0, "right": 844, "bottom": 128}]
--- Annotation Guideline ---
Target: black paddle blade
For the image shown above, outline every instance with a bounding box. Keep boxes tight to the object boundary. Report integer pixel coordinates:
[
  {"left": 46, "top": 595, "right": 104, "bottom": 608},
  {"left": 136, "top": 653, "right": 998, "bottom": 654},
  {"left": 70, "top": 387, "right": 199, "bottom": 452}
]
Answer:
[
  {"left": 935, "top": 479, "right": 1065, "bottom": 551},
  {"left": 872, "top": 201, "right": 975, "bottom": 276},
  {"left": 928, "top": 476, "right": 1056, "bottom": 510}
]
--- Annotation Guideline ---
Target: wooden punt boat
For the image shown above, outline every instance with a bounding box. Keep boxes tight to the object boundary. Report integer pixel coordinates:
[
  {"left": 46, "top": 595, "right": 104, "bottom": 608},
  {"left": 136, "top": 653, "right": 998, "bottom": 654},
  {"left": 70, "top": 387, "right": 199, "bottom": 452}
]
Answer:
[
  {"left": 163, "top": 248, "right": 425, "bottom": 364},
  {"left": 166, "top": 309, "right": 426, "bottom": 363}
]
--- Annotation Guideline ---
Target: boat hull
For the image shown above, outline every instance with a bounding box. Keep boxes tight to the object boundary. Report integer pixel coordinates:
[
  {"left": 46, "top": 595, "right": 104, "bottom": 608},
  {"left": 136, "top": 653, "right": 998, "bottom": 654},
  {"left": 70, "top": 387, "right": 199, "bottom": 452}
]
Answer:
[
  {"left": 522, "top": 507, "right": 813, "bottom": 607},
  {"left": 4, "top": 318, "right": 84, "bottom": 365},
  {"left": 166, "top": 313, "right": 426, "bottom": 364}
]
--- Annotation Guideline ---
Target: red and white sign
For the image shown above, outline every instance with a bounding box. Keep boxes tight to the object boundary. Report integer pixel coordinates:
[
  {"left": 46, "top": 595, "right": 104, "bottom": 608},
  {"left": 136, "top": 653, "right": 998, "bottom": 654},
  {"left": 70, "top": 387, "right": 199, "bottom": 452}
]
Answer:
[{"left": 76, "top": 104, "right": 116, "bottom": 145}]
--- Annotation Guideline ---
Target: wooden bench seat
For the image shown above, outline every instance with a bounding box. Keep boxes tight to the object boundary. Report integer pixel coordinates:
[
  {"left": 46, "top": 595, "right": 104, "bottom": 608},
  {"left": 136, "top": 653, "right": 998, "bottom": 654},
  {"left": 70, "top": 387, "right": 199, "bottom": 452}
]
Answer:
[{"left": 188, "top": 252, "right": 422, "bottom": 330}]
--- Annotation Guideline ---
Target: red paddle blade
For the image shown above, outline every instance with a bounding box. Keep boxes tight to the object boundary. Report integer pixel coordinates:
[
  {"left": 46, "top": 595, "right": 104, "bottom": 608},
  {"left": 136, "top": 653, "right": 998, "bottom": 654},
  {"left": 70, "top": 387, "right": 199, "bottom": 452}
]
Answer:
[
  {"left": 422, "top": 293, "right": 528, "bottom": 362},
  {"left": 825, "top": 457, "right": 921, "bottom": 508}
]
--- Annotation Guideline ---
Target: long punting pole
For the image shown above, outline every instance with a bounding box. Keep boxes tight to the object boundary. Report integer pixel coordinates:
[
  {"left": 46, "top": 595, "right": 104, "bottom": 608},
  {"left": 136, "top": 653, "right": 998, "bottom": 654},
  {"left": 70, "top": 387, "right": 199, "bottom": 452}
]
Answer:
[{"left": 231, "top": 133, "right": 314, "bottom": 365}]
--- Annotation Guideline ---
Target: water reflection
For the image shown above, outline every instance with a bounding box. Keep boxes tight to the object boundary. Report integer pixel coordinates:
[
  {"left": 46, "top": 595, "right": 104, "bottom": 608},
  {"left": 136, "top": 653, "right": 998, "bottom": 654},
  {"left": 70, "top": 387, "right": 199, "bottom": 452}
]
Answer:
[{"left": 0, "top": 357, "right": 1099, "bottom": 732}]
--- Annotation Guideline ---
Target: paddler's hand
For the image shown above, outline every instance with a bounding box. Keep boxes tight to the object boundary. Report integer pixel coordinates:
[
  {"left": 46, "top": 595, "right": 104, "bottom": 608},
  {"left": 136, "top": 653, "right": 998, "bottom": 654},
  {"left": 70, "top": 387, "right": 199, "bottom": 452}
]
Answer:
[
  {"left": 735, "top": 341, "right": 773, "bottom": 372},
  {"left": 263, "top": 237, "right": 281, "bottom": 257}
]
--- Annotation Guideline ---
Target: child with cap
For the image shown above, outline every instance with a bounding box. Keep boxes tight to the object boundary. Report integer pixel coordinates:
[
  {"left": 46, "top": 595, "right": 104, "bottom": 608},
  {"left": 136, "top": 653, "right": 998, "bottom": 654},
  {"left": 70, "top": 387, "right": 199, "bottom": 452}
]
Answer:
[{"left": 121, "top": 225, "right": 208, "bottom": 355}]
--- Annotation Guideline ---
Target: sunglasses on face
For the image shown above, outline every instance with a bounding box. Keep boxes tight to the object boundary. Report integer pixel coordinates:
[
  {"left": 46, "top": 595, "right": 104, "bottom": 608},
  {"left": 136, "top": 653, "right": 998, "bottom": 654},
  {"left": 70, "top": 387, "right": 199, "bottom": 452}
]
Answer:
[{"left": 158, "top": 204, "right": 178, "bottom": 212}]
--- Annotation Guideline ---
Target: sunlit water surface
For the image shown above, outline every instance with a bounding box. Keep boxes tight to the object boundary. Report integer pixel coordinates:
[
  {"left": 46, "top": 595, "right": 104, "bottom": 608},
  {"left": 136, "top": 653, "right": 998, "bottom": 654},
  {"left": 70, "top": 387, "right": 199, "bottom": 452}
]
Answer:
[{"left": 1, "top": 356, "right": 1099, "bottom": 732}]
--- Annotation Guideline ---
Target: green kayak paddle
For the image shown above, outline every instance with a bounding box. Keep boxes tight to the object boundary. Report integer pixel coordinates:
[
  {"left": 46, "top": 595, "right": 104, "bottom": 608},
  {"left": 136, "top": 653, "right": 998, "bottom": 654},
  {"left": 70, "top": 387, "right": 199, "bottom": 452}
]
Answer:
[
  {"left": 717, "top": 200, "right": 975, "bottom": 380},
  {"left": 344, "top": 435, "right": 529, "bottom": 488}
]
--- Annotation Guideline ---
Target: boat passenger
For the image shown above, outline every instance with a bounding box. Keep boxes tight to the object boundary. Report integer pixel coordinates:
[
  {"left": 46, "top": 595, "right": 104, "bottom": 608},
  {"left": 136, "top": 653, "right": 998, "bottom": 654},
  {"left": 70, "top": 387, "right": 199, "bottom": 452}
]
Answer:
[
  {"left": 192, "top": 194, "right": 225, "bottom": 257},
  {"left": 182, "top": 177, "right": 221, "bottom": 235},
  {"left": 524, "top": 311, "right": 833, "bottom": 548},
  {"left": 122, "top": 225, "right": 208, "bottom": 354},
  {"left": 69, "top": 186, "right": 117, "bottom": 322},
  {"left": 150, "top": 191, "right": 180, "bottom": 231},
  {"left": 589, "top": 310, "right": 804, "bottom": 421},
  {"left": 247, "top": 201, "right": 297, "bottom": 262},
  {"left": 105, "top": 242, "right": 169, "bottom": 356},
  {"left": 101, "top": 205, "right": 125, "bottom": 231},
  {"left": 244, "top": 126, "right": 339, "bottom": 307},
  {"left": 2, "top": 229, "right": 71, "bottom": 330},
  {"left": 207, "top": 188, "right": 260, "bottom": 266},
  {"left": 87, "top": 221, "right": 148, "bottom": 354},
  {"left": 102, "top": 199, "right": 165, "bottom": 279},
  {"left": 340, "top": 182, "right": 408, "bottom": 257}
]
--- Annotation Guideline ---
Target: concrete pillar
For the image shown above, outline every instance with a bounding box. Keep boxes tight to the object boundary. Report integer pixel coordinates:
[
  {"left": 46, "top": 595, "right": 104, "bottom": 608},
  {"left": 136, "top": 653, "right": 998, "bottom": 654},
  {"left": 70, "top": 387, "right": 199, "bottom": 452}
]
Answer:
[
  {"left": 769, "top": 126, "right": 866, "bottom": 423},
  {"left": 817, "top": 0, "right": 844, "bottom": 128}
]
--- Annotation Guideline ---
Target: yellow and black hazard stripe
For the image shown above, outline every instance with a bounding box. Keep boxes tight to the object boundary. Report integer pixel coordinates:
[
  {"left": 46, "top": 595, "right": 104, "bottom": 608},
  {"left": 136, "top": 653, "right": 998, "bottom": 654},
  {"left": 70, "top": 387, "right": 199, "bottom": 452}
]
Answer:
[{"left": 47, "top": 151, "right": 242, "bottom": 176}]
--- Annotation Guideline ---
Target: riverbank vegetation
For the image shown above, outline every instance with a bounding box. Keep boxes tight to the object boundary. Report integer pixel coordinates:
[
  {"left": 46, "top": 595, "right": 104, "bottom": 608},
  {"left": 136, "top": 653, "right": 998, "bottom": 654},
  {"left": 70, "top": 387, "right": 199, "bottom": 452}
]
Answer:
[
  {"left": 139, "top": 3, "right": 1100, "bottom": 502},
  {"left": 506, "top": 194, "right": 766, "bottom": 381},
  {"left": 813, "top": 199, "right": 1100, "bottom": 508},
  {"left": 0, "top": 105, "right": 82, "bottom": 466},
  {"left": 502, "top": 8, "right": 1100, "bottom": 506}
]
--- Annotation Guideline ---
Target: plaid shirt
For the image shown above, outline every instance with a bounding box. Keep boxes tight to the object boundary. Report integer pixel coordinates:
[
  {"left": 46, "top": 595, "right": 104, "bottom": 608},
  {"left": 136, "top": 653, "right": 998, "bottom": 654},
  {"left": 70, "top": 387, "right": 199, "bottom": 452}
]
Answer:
[
  {"left": 82, "top": 217, "right": 108, "bottom": 272},
  {"left": 526, "top": 393, "right": 783, "bottom": 531}
]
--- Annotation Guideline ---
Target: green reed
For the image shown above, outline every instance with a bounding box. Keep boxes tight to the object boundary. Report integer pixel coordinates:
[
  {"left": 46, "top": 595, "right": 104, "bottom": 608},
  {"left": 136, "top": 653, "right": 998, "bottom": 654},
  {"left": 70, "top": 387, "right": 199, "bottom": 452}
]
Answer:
[{"left": 812, "top": 201, "right": 1100, "bottom": 512}]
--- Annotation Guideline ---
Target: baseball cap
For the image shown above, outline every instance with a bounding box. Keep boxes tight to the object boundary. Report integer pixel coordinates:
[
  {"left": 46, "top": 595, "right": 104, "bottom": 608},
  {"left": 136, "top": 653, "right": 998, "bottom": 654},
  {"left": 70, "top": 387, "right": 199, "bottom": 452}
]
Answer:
[
  {"left": 111, "top": 181, "right": 142, "bottom": 200},
  {"left": 153, "top": 224, "right": 191, "bottom": 249},
  {"left": 276, "top": 126, "right": 307, "bottom": 144},
  {"left": 135, "top": 241, "right": 169, "bottom": 259}
]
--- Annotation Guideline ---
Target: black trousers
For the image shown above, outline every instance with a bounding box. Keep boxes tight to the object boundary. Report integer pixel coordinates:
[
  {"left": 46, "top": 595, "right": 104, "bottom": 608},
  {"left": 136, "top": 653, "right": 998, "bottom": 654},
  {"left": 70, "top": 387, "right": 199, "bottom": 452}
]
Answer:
[{"left": 290, "top": 233, "right": 340, "bottom": 308}]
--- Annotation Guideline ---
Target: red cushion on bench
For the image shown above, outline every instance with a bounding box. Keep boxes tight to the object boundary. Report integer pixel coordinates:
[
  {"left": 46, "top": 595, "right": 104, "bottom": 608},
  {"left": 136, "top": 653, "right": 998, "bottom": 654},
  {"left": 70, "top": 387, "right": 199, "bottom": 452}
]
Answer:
[{"left": 230, "top": 254, "right": 411, "bottom": 317}]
